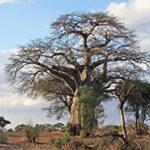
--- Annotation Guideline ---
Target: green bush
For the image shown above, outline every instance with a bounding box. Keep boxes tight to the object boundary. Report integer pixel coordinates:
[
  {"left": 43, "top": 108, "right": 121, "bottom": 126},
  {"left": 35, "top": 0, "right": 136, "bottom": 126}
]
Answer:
[
  {"left": 54, "top": 139, "right": 62, "bottom": 148},
  {"left": 78, "top": 85, "right": 99, "bottom": 107},
  {"left": 25, "top": 125, "right": 41, "bottom": 143},
  {"left": 15, "top": 124, "right": 27, "bottom": 132},
  {"left": 34, "top": 124, "right": 45, "bottom": 132},
  {"left": 61, "top": 134, "right": 71, "bottom": 144},
  {"left": 54, "top": 134, "right": 71, "bottom": 148},
  {"left": 0, "top": 132, "right": 7, "bottom": 143}
]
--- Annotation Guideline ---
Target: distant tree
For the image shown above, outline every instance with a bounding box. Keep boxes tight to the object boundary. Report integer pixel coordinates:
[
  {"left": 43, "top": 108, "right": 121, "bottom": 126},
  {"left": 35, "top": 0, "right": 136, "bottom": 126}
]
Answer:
[
  {"left": 5, "top": 12, "right": 150, "bottom": 136},
  {"left": 43, "top": 124, "right": 53, "bottom": 132},
  {"left": 15, "top": 124, "right": 27, "bottom": 132},
  {"left": 0, "top": 117, "right": 10, "bottom": 129},
  {"left": 125, "top": 80, "right": 150, "bottom": 135},
  {"left": 34, "top": 124, "right": 45, "bottom": 132},
  {"left": 53, "top": 123, "right": 64, "bottom": 131}
]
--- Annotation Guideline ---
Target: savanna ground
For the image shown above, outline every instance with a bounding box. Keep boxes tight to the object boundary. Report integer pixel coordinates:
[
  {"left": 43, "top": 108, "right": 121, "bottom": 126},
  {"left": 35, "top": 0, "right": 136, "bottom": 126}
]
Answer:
[{"left": 0, "top": 125, "right": 150, "bottom": 150}]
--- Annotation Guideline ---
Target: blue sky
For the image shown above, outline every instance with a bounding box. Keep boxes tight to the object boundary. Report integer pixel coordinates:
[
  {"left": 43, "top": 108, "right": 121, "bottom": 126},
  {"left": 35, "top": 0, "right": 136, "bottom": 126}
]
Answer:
[
  {"left": 0, "top": 0, "right": 126, "bottom": 50},
  {"left": 0, "top": 0, "right": 150, "bottom": 128}
]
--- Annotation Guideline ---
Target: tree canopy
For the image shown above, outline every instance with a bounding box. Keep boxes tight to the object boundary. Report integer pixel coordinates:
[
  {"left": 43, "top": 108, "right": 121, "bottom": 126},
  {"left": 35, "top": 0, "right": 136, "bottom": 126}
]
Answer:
[
  {"left": 126, "top": 80, "right": 150, "bottom": 124},
  {"left": 6, "top": 12, "right": 149, "bottom": 94}
]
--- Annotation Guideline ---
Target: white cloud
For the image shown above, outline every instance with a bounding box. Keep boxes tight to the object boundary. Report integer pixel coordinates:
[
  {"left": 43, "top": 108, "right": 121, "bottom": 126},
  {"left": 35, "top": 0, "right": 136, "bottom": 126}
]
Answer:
[
  {"left": 106, "top": 0, "right": 150, "bottom": 52},
  {"left": 0, "top": 0, "right": 38, "bottom": 4},
  {"left": 0, "top": 50, "right": 46, "bottom": 108},
  {"left": 107, "top": 0, "right": 150, "bottom": 27},
  {"left": 0, "top": 0, "right": 16, "bottom": 4},
  {"left": 0, "top": 94, "right": 43, "bottom": 107}
]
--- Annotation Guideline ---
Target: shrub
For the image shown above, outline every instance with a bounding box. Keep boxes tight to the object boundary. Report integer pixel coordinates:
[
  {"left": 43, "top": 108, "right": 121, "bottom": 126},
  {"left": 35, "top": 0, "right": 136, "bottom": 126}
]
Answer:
[
  {"left": 43, "top": 124, "right": 53, "bottom": 132},
  {"left": 80, "top": 129, "right": 88, "bottom": 138},
  {"left": 97, "top": 133, "right": 119, "bottom": 148},
  {"left": 61, "top": 134, "right": 71, "bottom": 144},
  {"left": 54, "top": 139, "right": 62, "bottom": 148},
  {"left": 0, "top": 132, "right": 7, "bottom": 143},
  {"left": 15, "top": 124, "right": 27, "bottom": 132},
  {"left": 53, "top": 123, "right": 64, "bottom": 131},
  {"left": 34, "top": 124, "right": 45, "bottom": 132},
  {"left": 118, "top": 141, "right": 144, "bottom": 150},
  {"left": 65, "top": 123, "right": 77, "bottom": 136},
  {"left": 25, "top": 125, "right": 40, "bottom": 143},
  {"left": 138, "top": 122, "right": 149, "bottom": 135},
  {"left": 54, "top": 134, "right": 71, "bottom": 148},
  {"left": 7, "top": 128, "right": 13, "bottom": 132},
  {"left": 127, "top": 119, "right": 149, "bottom": 136}
]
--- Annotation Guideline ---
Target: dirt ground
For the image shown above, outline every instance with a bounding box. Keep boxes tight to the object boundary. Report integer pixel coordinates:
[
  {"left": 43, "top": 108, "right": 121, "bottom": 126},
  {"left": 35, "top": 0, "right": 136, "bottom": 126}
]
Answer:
[
  {"left": 0, "top": 132, "right": 66, "bottom": 150},
  {"left": 1, "top": 127, "right": 150, "bottom": 150},
  {"left": 0, "top": 131, "right": 98, "bottom": 150}
]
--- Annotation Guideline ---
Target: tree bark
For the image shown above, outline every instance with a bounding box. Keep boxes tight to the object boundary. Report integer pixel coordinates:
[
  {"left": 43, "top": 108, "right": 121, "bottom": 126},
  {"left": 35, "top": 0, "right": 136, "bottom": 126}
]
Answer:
[
  {"left": 69, "top": 95, "right": 96, "bottom": 136},
  {"left": 69, "top": 90, "right": 81, "bottom": 135},
  {"left": 69, "top": 38, "right": 95, "bottom": 136},
  {"left": 119, "top": 104, "right": 128, "bottom": 144}
]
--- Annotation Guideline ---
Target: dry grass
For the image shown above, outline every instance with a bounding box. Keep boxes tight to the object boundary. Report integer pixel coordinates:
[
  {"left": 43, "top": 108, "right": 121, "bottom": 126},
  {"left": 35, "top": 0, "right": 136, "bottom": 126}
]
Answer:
[
  {"left": 0, "top": 126, "right": 149, "bottom": 150},
  {"left": 1, "top": 132, "right": 65, "bottom": 150}
]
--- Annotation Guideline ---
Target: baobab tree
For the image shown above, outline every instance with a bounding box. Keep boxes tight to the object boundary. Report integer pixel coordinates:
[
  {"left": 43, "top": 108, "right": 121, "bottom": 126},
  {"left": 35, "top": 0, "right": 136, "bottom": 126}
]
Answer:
[{"left": 5, "top": 12, "right": 150, "bottom": 136}]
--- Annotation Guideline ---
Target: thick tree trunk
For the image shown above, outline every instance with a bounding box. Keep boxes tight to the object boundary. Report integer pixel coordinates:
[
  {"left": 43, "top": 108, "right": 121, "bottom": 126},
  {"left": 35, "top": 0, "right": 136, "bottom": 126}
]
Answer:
[
  {"left": 69, "top": 91, "right": 81, "bottom": 135},
  {"left": 119, "top": 104, "right": 128, "bottom": 144},
  {"left": 69, "top": 47, "right": 94, "bottom": 137},
  {"left": 69, "top": 96, "right": 96, "bottom": 136}
]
